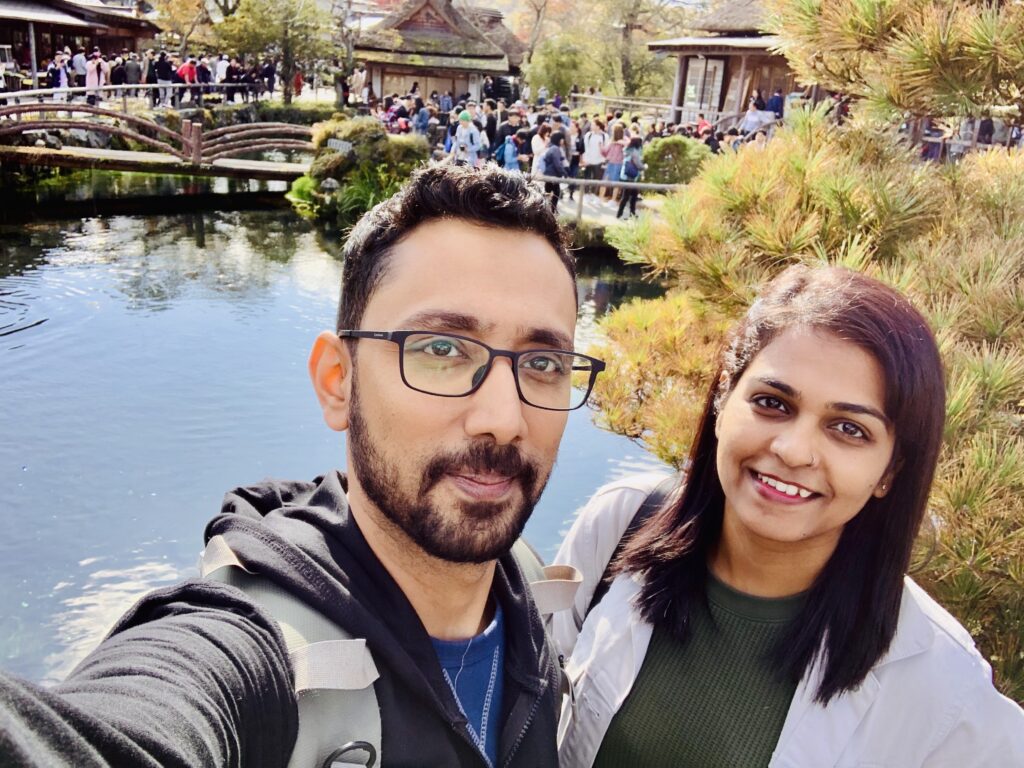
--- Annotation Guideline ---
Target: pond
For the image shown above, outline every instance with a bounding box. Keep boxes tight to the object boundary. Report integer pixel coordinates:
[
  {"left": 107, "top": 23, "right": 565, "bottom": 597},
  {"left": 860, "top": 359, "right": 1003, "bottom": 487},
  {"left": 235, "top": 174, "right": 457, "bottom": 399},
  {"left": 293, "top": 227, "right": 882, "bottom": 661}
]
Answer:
[{"left": 0, "top": 203, "right": 666, "bottom": 685}]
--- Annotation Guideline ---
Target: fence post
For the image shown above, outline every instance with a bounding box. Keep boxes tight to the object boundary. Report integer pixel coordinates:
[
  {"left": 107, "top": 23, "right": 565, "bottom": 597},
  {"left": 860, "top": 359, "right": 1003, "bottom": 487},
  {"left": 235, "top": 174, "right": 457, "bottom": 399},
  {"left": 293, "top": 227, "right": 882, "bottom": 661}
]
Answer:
[
  {"left": 122, "top": 87, "right": 128, "bottom": 114},
  {"left": 575, "top": 179, "right": 585, "bottom": 225},
  {"left": 191, "top": 122, "right": 202, "bottom": 164},
  {"left": 182, "top": 120, "right": 192, "bottom": 160}
]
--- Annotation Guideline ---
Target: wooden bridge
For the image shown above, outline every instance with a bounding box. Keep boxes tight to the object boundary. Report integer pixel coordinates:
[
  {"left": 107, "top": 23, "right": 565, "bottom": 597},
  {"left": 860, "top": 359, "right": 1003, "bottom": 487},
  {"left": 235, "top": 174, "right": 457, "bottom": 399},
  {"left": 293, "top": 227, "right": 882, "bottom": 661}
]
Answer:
[{"left": 0, "top": 85, "right": 312, "bottom": 181}]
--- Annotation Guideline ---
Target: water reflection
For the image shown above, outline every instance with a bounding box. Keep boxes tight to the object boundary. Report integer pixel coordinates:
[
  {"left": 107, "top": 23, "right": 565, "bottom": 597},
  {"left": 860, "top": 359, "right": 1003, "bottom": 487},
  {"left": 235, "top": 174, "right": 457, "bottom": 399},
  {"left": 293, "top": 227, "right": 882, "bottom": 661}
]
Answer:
[
  {"left": 0, "top": 209, "right": 665, "bottom": 683},
  {"left": 42, "top": 559, "right": 184, "bottom": 686}
]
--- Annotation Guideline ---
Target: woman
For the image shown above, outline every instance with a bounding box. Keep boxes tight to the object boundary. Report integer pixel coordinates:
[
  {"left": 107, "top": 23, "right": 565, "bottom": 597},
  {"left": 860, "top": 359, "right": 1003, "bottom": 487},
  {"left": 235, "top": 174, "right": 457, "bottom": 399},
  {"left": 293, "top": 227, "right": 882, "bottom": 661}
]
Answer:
[
  {"left": 600, "top": 122, "right": 625, "bottom": 202},
  {"left": 531, "top": 122, "right": 552, "bottom": 176},
  {"left": 540, "top": 130, "right": 569, "bottom": 212},
  {"left": 554, "top": 265, "right": 1024, "bottom": 767},
  {"left": 566, "top": 119, "right": 584, "bottom": 201},
  {"left": 616, "top": 136, "right": 643, "bottom": 219}
]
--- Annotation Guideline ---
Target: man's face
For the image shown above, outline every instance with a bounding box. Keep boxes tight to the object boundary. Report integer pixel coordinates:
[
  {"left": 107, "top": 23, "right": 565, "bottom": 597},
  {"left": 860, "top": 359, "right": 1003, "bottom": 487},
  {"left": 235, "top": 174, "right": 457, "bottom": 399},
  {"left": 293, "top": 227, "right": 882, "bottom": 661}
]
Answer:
[{"left": 344, "top": 219, "right": 576, "bottom": 563}]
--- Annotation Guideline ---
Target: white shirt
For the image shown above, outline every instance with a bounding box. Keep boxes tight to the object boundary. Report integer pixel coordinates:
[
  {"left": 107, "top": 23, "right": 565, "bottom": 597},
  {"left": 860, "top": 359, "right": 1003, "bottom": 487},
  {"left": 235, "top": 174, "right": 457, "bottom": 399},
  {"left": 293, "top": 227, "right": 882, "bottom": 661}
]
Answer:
[{"left": 215, "top": 58, "right": 229, "bottom": 82}]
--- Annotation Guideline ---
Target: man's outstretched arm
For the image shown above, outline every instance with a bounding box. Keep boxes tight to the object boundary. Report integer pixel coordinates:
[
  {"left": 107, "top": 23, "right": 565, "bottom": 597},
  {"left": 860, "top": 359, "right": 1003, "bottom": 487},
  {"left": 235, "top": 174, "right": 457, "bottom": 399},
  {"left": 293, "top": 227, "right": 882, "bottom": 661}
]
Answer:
[{"left": 0, "top": 580, "right": 297, "bottom": 768}]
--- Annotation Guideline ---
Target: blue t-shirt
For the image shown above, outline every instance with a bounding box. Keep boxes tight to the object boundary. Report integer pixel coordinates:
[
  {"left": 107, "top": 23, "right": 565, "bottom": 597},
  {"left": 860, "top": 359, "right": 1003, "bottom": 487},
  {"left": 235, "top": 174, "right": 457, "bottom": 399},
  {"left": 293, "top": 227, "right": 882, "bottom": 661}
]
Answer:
[{"left": 431, "top": 603, "right": 505, "bottom": 767}]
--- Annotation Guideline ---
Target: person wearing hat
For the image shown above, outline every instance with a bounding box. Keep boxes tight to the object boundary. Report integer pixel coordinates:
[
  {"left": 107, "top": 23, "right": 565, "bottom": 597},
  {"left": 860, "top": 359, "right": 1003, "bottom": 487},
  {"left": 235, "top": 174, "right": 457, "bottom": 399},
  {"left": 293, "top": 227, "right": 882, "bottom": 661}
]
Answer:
[{"left": 450, "top": 109, "right": 483, "bottom": 167}]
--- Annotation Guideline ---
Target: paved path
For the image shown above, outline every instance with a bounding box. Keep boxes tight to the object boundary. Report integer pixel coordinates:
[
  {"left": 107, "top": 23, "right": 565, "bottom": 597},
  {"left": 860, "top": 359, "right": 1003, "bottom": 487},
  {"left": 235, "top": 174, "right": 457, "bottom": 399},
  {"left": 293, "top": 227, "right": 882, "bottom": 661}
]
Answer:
[{"left": 0, "top": 145, "right": 308, "bottom": 181}]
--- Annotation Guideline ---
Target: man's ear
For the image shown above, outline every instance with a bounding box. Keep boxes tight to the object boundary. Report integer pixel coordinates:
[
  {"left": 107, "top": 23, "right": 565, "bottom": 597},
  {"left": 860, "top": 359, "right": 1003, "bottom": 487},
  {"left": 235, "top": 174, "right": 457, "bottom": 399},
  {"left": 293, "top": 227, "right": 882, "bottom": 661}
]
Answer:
[{"left": 309, "top": 330, "right": 353, "bottom": 432}]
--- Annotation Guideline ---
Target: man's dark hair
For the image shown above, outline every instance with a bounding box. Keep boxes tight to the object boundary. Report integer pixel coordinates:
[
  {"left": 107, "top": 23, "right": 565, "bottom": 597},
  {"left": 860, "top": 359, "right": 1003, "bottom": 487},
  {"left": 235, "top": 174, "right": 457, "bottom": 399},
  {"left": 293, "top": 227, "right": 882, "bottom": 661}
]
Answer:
[{"left": 336, "top": 163, "right": 576, "bottom": 332}]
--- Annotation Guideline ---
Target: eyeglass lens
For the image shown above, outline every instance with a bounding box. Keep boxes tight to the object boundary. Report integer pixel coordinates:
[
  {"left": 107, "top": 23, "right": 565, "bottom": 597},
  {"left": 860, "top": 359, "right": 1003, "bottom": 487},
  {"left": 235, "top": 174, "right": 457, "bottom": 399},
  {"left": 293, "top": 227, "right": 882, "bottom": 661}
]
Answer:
[{"left": 401, "top": 333, "right": 595, "bottom": 410}]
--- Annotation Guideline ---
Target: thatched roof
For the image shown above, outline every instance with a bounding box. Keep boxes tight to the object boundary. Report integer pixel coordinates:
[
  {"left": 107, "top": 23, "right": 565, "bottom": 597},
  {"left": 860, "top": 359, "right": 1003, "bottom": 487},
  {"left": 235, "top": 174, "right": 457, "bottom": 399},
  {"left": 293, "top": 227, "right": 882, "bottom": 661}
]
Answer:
[
  {"left": 692, "top": 0, "right": 765, "bottom": 34},
  {"left": 357, "top": 0, "right": 505, "bottom": 59},
  {"left": 467, "top": 7, "right": 527, "bottom": 68}
]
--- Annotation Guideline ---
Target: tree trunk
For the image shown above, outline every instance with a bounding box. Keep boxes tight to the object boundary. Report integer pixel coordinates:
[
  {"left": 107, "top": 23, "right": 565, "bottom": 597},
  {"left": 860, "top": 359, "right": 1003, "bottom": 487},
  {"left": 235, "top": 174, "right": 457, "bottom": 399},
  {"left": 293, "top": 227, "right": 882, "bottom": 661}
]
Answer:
[
  {"left": 525, "top": 0, "right": 548, "bottom": 64},
  {"left": 281, "top": 28, "right": 294, "bottom": 105}
]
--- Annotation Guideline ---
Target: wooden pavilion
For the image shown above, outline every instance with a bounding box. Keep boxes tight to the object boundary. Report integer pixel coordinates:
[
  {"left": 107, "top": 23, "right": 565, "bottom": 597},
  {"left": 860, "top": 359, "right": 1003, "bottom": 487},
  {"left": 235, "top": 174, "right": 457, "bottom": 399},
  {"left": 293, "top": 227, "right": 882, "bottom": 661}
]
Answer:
[
  {"left": 353, "top": 0, "right": 524, "bottom": 102},
  {"left": 649, "top": 0, "right": 800, "bottom": 125}
]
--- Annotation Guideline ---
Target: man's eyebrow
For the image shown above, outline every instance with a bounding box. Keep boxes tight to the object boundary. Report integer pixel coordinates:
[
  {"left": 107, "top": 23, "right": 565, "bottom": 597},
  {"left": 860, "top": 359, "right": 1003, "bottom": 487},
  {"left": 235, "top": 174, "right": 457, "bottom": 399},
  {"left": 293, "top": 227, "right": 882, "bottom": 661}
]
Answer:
[
  {"left": 755, "top": 377, "right": 889, "bottom": 424},
  {"left": 397, "top": 312, "right": 573, "bottom": 350},
  {"left": 399, "top": 310, "right": 486, "bottom": 333},
  {"left": 522, "top": 326, "right": 573, "bottom": 350}
]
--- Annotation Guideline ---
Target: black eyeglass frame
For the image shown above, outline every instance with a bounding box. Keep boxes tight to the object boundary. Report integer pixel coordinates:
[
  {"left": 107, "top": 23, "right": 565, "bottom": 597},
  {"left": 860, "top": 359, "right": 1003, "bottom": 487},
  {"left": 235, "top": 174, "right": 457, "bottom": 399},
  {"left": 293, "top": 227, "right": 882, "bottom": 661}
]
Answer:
[{"left": 338, "top": 329, "right": 606, "bottom": 412}]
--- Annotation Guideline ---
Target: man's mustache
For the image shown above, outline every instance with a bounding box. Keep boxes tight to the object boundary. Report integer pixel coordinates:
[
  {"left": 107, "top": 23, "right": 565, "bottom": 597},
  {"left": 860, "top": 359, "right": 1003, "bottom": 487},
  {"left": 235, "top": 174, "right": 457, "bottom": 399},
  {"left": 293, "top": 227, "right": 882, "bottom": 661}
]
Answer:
[{"left": 420, "top": 442, "right": 539, "bottom": 495}]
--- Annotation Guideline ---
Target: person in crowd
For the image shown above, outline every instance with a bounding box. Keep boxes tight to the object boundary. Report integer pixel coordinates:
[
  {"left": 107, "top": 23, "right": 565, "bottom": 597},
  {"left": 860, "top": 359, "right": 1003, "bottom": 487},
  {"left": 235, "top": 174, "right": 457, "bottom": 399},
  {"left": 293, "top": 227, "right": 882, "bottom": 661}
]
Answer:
[
  {"left": 440, "top": 90, "right": 453, "bottom": 114},
  {"left": 537, "top": 84, "right": 549, "bottom": 106},
  {"left": 450, "top": 109, "right": 483, "bottom": 166},
  {"left": 751, "top": 87, "right": 767, "bottom": 110},
  {"left": 724, "top": 126, "right": 743, "bottom": 151},
  {"left": 739, "top": 100, "right": 765, "bottom": 135},
  {"left": 153, "top": 51, "right": 173, "bottom": 107},
  {"left": 482, "top": 75, "right": 495, "bottom": 100},
  {"left": 109, "top": 56, "right": 126, "bottom": 92},
  {"left": 261, "top": 59, "right": 276, "bottom": 95},
  {"left": 176, "top": 56, "right": 197, "bottom": 104},
  {"left": 494, "top": 108, "right": 523, "bottom": 156},
  {"left": 350, "top": 63, "right": 366, "bottom": 105},
  {"left": 553, "top": 264, "right": 1024, "bottom": 767},
  {"left": 600, "top": 122, "right": 626, "bottom": 203},
  {"left": 581, "top": 118, "right": 607, "bottom": 197},
  {"left": 70, "top": 47, "right": 88, "bottom": 89},
  {"left": 498, "top": 129, "right": 520, "bottom": 172},
  {"left": 215, "top": 54, "right": 229, "bottom": 86},
  {"left": 124, "top": 52, "right": 141, "bottom": 98},
  {"left": 143, "top": 49, "right": 158, "bottom": 107},
  {"left": 224, "top": 57, "right": 242, "bottom": 102},
  {"left": 531, "top": 122, "right": 552, "bottom": 176},
  {"left": 541, "top": 130, "right": 569, "bottom": 212},
  {"left": 196, "top": 57, "right": 213, "bottom": 98},
  {"left": 409, "top": 80, "right": 419, "bottom": 96},
  {"left": 84, "top": 50, "right": 108, "bottom": 106},
  {"left": 292, "top": 66, "right": 304, "bottom": 99},
  {"left": 482, "top": 99, "right": 498, "bottom": 157},
  {"left": 47, "top": 53, "right": 72, "bottom": 101},
  {"left": 767, "top": 88, "right": 785, "bottom": 119},
  {"left": 415, "top": 96, "right": 430, "bottom": 136},
  {"left": 0, "top": 162, "right": 597, "bottom": 768},
  {"left": 566, "top": 119, "right": 583, "bottom": 201},
  {"left": 616, "top": 135, "right": 644, "bottom": 219},
  {"left": 702, "top": 127, "right": 721, "bottom": 154}
]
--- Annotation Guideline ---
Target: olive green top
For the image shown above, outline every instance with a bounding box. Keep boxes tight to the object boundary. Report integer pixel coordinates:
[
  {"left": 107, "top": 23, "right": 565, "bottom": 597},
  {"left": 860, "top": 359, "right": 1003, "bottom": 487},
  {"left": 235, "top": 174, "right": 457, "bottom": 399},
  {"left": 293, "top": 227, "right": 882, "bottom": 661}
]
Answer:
[{"left": 593, "top": 573, "right": 805, "bottom": 768}]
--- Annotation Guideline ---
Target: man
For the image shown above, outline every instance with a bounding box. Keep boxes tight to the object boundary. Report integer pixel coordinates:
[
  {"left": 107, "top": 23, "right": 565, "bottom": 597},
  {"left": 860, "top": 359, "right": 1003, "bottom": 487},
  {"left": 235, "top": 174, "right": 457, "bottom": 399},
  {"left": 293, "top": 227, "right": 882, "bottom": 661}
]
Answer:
[
  {"left": 451, "top": 109, "right": 483, "bottom": 166},
  {"left": 153, "top": 51, "right": 173, "bottom": 107},
  {"left": 0, "top": 164, "right": 598, "bottom": 767},
  {"left": 494, "top": 107, "right": 523, "bottom": 155},
  {"left": 482, "top": 98, "right": 498, "bottom": 156},
  {"left": 123, "top": 52, "right": 141, "bottom": 97},
  {"left": 766, "top": 88, "right": 785, "bottom": 119},
  {"left": 70, "top": 47, "right": 87, "bottom": 89}
]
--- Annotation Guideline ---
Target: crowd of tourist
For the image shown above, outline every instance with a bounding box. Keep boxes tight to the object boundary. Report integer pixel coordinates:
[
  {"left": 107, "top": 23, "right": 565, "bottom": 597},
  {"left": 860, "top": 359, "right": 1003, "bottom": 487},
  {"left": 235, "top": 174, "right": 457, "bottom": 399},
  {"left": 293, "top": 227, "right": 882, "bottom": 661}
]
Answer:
[
  {"left": 364, "top": 83, "right": 783, "bottom": 218},
  {"left": 26, "top": 46, "right": 284, "bottom": 107}
]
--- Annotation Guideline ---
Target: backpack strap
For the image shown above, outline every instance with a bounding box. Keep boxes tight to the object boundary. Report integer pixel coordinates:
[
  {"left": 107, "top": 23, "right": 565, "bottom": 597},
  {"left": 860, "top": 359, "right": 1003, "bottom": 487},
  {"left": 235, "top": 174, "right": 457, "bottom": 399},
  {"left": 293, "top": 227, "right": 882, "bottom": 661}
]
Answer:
[
  {"left": 200, "top": 536, "right": 380, "bottom": 768},
  {"left": 199, "top": 535, "right": 580, "bottom": 767},
  {"left": 585, "top": 474, "right": 679, "bottom": 618}
]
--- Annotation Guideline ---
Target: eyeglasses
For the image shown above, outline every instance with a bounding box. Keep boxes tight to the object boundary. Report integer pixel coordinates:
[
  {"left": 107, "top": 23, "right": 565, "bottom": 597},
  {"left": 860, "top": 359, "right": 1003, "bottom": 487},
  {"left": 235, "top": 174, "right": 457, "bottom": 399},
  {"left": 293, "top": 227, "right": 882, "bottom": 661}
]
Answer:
[{"left": 338, "top": 330, "right": 606, "bottom": 412}]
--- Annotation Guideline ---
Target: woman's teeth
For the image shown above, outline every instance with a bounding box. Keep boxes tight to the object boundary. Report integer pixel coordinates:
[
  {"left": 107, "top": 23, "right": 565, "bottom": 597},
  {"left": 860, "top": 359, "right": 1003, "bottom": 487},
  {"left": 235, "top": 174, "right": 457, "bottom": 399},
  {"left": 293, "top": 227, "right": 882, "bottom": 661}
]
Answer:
[{"left": 757, "top": 473, "right": 813, "bottom": 499}]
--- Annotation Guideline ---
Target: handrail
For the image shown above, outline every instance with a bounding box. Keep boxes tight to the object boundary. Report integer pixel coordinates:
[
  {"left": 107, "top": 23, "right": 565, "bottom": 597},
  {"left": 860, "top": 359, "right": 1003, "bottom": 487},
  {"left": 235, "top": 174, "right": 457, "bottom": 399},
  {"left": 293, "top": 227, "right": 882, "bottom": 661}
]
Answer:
[
  {"left": 529, "top": 172, "right": 684, "bottom": 225},
  {"left": 0, "top": 101, "right": 187, "bottom": 147},
  {"left": 0, "top": 83, "right": 261, "bottom": 101}
]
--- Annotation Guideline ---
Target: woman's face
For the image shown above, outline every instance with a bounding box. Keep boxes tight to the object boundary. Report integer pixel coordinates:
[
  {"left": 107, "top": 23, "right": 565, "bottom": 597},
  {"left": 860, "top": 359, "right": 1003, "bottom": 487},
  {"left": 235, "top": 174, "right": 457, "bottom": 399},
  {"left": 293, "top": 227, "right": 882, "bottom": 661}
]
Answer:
[{"left": 715, "top": 326, "right": 895, "bottom": 556}]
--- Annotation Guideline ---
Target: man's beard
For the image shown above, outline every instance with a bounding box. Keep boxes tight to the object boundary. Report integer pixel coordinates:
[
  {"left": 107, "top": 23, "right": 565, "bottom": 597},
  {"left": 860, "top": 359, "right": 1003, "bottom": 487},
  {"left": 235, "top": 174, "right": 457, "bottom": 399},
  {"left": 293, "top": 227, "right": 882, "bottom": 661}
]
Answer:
[{"left": 347, "top": 382, "right": 548, "bottom": 564}]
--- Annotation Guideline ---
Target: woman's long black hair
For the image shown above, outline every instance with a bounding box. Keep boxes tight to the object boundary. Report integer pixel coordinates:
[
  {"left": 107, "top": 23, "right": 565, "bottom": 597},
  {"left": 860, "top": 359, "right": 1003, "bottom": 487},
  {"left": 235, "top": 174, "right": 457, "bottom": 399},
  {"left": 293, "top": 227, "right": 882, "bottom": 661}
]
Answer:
[{"left": 617, "top": 265, "right": 946, "bottom": 703}]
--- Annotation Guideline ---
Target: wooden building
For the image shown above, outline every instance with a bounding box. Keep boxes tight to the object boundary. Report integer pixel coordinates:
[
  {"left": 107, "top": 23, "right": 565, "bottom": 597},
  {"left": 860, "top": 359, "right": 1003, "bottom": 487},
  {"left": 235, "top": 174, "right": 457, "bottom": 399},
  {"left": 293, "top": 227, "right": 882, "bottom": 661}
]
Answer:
[
  {"left": 0, "top": 0, "right": 157, "bottom": 83},
  {"left": 354, "top": 0, "right": 524, "bottom": 102},
  {"left": 650, "top": 0, "right": 799, "bottom": 125}
]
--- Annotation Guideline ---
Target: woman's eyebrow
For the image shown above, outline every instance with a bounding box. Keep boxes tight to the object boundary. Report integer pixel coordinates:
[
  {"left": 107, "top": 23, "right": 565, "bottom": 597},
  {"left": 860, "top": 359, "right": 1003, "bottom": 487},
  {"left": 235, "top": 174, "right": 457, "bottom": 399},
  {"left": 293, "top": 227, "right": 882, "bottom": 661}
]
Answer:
[{"left": 755, "top": 377, "right": 889, "bottom": 424}]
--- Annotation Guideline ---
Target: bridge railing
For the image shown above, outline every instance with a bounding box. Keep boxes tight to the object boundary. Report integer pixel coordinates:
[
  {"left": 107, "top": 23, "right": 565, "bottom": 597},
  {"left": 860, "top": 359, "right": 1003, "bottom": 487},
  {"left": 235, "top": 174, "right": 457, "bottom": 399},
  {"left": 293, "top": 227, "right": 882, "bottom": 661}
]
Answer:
[
  {"left": 0, "top": 83, "right": 269, "bottom": 115},
  {"left": 530, "top": 173, "right": 684, "bottom": 224}
]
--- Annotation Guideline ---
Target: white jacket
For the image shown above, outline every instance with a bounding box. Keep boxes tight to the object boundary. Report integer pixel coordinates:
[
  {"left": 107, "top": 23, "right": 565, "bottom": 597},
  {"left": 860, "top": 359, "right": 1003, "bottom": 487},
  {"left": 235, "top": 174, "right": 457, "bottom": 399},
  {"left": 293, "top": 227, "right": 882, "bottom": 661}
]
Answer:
[{"left": 553, "top": 472, "right": 1024, "bottom": 768}]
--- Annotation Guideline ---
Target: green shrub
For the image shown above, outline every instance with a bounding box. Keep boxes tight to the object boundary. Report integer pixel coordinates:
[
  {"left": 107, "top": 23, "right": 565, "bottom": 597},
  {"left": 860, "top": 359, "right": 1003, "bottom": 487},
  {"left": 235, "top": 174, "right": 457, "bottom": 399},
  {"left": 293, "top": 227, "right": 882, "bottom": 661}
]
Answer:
[
  {"left": 255, "top": 101, "right": 348, "bottom": 125},
  {"left": 642, "top": 136, "right": 712, "bottom": 184}
]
